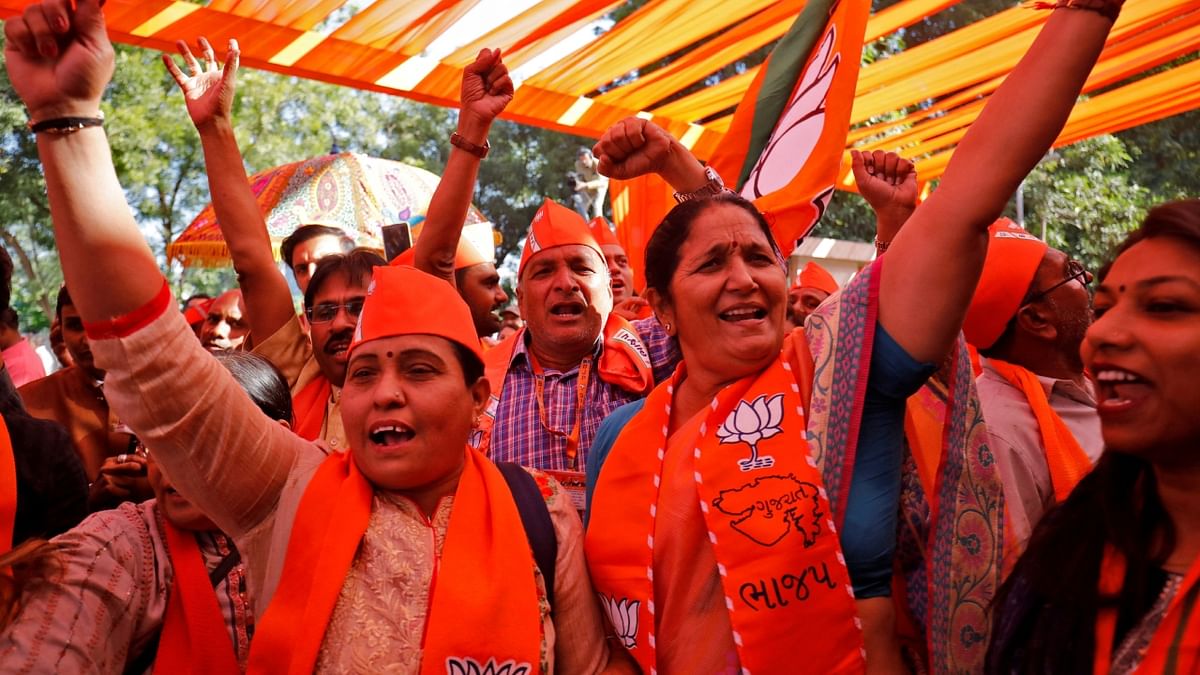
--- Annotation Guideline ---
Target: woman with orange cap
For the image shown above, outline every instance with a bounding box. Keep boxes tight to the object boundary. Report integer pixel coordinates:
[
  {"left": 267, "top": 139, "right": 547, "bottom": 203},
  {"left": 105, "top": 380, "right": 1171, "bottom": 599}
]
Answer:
[{"left": 4, "top": 5, "right": 619, "bottom": 672}]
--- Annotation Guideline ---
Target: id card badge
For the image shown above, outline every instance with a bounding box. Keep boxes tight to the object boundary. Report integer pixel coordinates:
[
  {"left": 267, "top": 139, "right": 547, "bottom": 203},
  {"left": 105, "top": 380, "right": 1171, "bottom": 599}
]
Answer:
[{"left": 544, "top": 469, "right": 588, "bottom": 518}]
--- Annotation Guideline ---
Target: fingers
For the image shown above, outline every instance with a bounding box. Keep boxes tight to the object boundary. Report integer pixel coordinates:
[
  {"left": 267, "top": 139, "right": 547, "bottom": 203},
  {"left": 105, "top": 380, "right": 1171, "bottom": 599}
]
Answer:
[
  {"left": 882, "top": 151, "right": 899, "bottom": 182},
  {"left": 72, "top": 0, "right": 108, "bottom": 39},
  {"left": 198, "top": 36, "right": 217, "bottom": 73},
  {"left": 162, "top": 52, "right": 188, "bottom": 87},
  {"left": 596, "top": 118, "right": 646, "bottom": 163},
  {"left": 222, "top": 38, "right": 240, "bottom": 87},
  {"left": 5, "top": 12, "right": 37, "bottom": 58},
  {"left": 43, "top": 0, "right": 72, "bottom": 36},
  {"left": 466, "top": 47, "right": 498, "bottom": 75},
  {"left": 22, "top": 3, "right": 58, "bottom": 59},
  {"left": 178, "top": 39, "right": 202, "bottom": 77}
]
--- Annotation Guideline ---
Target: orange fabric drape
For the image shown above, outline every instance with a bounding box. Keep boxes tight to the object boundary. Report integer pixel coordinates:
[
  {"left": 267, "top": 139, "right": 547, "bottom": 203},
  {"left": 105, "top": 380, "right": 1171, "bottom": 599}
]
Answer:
[
  {"left": 248, "top": 448, "right": 542, "bottom": 674},
  {"left": 155, "top": 521, "right": 241, "bottom": 675},
  {"left": 986, "top": 360, "right": 1093, "bottom": 503}
]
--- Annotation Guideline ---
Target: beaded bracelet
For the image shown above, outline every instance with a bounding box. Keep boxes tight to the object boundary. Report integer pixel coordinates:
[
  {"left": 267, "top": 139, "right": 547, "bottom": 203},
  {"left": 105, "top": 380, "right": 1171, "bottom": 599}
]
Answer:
[{"left": 1029, "top": 0, "right": 1123, "bottom": 22}]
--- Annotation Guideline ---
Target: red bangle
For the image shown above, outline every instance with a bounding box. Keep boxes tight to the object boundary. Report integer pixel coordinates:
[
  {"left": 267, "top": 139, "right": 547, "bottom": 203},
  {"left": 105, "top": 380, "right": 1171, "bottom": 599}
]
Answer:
[
  {"left": 83, "top": 279, "right": 173, "bottom": 340},
  {"left": 449, "top": 131, "right": 490, "bottom": 159}
]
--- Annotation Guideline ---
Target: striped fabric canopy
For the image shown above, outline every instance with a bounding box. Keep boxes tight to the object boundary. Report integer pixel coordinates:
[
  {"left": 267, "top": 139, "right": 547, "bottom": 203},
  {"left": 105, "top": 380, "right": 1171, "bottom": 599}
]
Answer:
[{"left": 0, "top": 0, "right": 1196, "bottom": 188}]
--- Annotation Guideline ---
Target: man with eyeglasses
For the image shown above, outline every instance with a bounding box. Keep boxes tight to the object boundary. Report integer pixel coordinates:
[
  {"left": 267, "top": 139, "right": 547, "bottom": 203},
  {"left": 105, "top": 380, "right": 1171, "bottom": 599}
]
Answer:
[
  {"left": 252, "top": 249, "right": 385, "bottom": 452},
  {"left": 962, "top": 218, "right": 1101, "bottom": 546}
]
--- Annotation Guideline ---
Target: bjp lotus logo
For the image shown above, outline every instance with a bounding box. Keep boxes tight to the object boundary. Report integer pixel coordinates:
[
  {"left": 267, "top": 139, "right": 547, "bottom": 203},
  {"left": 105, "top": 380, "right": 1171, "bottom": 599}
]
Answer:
[
  {"left": 598, "top": 594, "right": 640, "bottom": 649},
  {"left": 717, "top": 394, "right": 784, "bottom": 471},
  {"left": 445, "top": 657, "right": 531, "bottom": 675}
]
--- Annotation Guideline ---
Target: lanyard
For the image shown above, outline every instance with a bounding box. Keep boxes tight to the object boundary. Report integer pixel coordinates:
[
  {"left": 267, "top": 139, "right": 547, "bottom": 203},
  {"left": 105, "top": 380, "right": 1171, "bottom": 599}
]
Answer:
[{"left": 528, "top": 352, "right": 592, "bottom": 470}]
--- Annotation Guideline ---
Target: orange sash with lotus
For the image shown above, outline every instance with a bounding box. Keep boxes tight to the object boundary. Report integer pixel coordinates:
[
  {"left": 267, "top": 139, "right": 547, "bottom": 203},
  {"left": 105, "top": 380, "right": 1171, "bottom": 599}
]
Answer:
[
  {"left": 1094, "top": 546, "right": 1200, "bottom": 674},
  {"left": 246, "top": 447, "right": 542, "bottom": 675},
  {"left": 587, "top": 332, "right": 864, "bottom": 674}
]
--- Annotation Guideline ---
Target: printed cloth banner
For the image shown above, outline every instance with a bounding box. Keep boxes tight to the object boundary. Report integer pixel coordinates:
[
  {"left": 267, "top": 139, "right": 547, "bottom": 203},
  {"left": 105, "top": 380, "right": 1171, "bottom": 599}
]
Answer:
[{"left": 708, "top": 0, "right": 871, "bottom": 256}]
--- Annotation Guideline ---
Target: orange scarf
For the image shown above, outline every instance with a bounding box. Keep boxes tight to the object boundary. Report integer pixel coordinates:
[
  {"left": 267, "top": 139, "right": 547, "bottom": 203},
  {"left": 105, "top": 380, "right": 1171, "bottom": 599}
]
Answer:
[
  {"left": 587, "top": 332, "right": 864, "bottom": 674},
  {"left": 474, "top": 313, "right": 655, "bottom": 454},
  {"left": 291, "top": 376, "right": 332, "bottom": 442},
  {"left": 155, "top": 520, "right": 241, "bottom": 675},
  {"left": 246, "top": 447, "right": 542, "bottom": 674},
  {"left": 987, "top": 359, "right": 1094, "bottom": 502},
  {"left": 1094, "top": 545, "right": 1200, "bottom": 674},
  {"left": 0, "top": 418, "right": 15, "bottom": 549}
]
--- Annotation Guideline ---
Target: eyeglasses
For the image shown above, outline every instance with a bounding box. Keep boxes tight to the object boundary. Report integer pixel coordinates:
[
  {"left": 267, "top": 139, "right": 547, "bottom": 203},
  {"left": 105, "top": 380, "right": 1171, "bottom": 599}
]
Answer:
[
  {"left": 305, "top": 299, "right": 365, "bottom": 324},
  {"left": 1024, "top": 260, "right": 1092, "bottom": 305}
]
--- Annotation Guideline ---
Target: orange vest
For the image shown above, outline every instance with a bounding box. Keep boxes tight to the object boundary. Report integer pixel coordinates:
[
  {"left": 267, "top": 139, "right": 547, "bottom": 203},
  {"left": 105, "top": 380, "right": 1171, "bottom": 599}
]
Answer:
[{"left": 587, "top": 332, "right": 864, "bottom": 673}]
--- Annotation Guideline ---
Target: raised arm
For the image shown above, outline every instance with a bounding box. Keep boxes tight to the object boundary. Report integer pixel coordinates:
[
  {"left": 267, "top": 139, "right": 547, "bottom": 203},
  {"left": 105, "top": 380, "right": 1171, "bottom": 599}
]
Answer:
[
  {"left": 879, "top": 5, "right": 1118, "bottom": 363},
  {"left": 592, "top": 118, "right": 709, "bottom": 194},
  {"left": 850, "top": 149, "right": 918, "bottom": 252},
  {"left": 163, "top": 38, "right": 296, "bottom": 343},
  {"left": 412, "top": 49, "right": 512, "bottom": 283},
  {"left": 4, "top": 0, "right": 297, "bottom": 536}
]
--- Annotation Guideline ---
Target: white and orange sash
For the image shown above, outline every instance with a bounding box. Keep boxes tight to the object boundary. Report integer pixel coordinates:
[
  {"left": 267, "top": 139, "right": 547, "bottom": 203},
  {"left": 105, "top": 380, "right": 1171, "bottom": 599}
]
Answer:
[
  {"left": 155, "top": 520, "right": 241, "bottom": 675},
  {"left": 247, "top": 447, "right": 542, "bottom": 674},
  {"left": 473, "top": 314, "right": 654, "bottom": 455},
  {"left": 986, "top": 359, "right": 1094, "bottom": 502},
  {"left": 1094, "top": 546, "right": 1200, "bottom": 674},
  {"left": 586, "top": 332, "right": 864, "bottom": 674}
]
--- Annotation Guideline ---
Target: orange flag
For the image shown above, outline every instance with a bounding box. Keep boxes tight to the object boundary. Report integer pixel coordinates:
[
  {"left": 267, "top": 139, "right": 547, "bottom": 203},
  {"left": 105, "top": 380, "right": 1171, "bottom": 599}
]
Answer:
[
  {"left": 708, "top": 0, "right": 871, "bottom": 255},
  {"left": 609, "top": 174, "right": 675, "bottom": 293}
]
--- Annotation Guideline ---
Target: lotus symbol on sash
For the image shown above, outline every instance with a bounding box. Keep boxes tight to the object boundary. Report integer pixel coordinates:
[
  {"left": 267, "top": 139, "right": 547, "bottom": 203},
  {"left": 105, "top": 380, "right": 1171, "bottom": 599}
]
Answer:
[
  {"left": 598, "top": 594, "right": 640, "bottom": 649},
  {"left": 717, "top": 394, "right": 784, "bottom": 471},
  {"left": 445, "top": 657, "right": 531, "bottom": 675}
]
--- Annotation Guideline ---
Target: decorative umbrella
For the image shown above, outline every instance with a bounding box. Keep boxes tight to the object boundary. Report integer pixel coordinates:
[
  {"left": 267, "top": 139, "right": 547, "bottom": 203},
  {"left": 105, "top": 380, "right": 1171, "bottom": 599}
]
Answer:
[{"left": 168, "top": 152, "right": 489, "bottom": 267}]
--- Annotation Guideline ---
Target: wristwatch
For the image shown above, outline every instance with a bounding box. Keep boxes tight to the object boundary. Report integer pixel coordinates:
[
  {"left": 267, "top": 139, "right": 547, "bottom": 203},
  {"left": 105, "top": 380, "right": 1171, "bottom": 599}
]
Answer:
[{"left": 673, "top": 166, "right": 728, "bottom": 203}]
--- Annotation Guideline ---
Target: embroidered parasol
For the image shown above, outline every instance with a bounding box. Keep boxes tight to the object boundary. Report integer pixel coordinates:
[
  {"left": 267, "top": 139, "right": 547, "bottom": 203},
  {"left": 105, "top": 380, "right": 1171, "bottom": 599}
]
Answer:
[{"left": 168, "top": 152, "right": 488, "bottom": 267}]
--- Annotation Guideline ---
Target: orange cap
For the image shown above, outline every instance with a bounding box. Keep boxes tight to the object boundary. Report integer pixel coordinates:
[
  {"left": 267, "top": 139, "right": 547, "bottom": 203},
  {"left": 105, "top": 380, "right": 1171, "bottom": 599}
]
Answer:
[
  {"left": 183, "top": 299, "right": 213, "bottom": 327},
  {"left": 518, "top": 199, "right": 602, "bottom": 278},
  {"left": 588, "top": 216, "right": 621, "bottom": 248},
  {"left": 388, "top": 221, "right": 495, "bottom": 270},
  {"left": 798, "top": 262, "right": 839, "bottom": 296},
  {"left": 351, "top": 265, "right": 483, "bottom": 361},
  {"left": 962, "top": 218, "right": 1049, "bottom": 349}
]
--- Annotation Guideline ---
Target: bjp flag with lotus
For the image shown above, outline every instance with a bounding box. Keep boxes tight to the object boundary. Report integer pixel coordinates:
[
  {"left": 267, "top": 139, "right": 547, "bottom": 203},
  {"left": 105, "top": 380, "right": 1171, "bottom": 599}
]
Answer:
[{"left": 708, "top": 0, "right": 871, "bottom": 256}]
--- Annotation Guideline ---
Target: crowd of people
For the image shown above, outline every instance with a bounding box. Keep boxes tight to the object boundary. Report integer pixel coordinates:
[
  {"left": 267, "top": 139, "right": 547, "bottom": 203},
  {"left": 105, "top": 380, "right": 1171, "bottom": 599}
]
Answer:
[{"left": 0, "top": 0, "right": 1196, "bottom": 672}]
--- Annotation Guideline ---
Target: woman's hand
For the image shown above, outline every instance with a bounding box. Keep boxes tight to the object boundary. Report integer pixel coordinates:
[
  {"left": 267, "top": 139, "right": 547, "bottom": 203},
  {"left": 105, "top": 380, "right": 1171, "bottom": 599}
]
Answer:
[
  {"left": 593, "top": 118, "right": 708, "bottom": 192},
  {"left": 162, "top": 37, "right": 240, "bottom": 132},
  {"left": 3, "top": 0, "right": 113, "bottom": 123}
]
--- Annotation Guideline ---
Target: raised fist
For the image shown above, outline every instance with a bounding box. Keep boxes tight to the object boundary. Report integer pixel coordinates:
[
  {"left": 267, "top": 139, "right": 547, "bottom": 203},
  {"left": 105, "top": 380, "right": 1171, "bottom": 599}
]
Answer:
[
  {"left": 850, "top": 149, "right": 918, "bottom": 216},
  {"left": 592, "top": 118, "right": 680, "bottom": 181},
  {"left": 459, "top": 48, "right": 513, "bottom": 130},
  {"left": 4, "top": 0, "right": 114, "bottom": 123}
]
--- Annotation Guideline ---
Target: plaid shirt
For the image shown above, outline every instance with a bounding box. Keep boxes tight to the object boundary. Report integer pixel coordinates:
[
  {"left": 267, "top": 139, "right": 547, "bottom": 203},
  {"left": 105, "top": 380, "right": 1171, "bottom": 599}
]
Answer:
[{"left": 489, "top": 317, "right": 680, "bottom": 471}]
